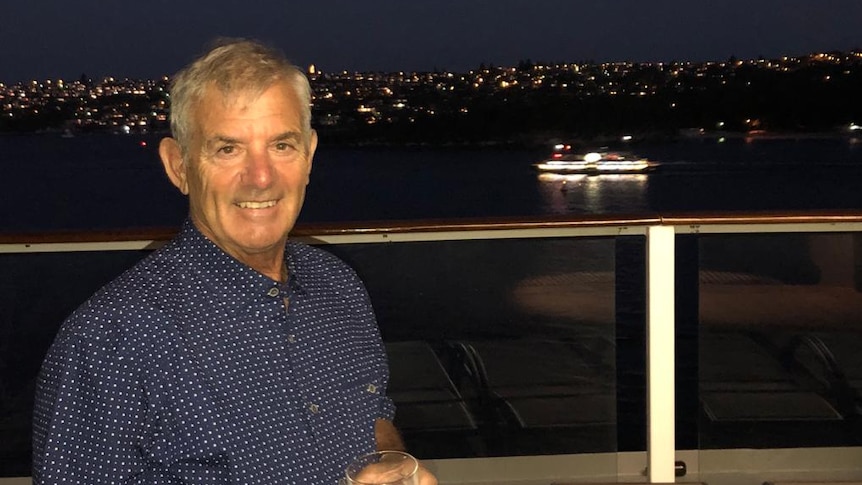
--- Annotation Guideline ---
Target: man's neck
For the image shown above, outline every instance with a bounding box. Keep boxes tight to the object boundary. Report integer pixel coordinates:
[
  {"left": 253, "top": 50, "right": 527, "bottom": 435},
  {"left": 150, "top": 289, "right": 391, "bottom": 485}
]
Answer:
[{"left": 245, "top": 254, "right": 287, "bottom": 282}]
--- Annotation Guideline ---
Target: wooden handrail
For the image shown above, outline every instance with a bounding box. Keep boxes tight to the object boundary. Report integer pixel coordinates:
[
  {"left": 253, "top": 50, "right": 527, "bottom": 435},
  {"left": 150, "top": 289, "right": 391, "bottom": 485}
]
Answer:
[
  {"left": 0, "top": 227, "right": 180, "bottom": 245},
  {"left": 661, "top": 209, "right": 862, "bottom": 226},
  {"left": 2, "top": 210, "right": 862, "bottom": 245}
]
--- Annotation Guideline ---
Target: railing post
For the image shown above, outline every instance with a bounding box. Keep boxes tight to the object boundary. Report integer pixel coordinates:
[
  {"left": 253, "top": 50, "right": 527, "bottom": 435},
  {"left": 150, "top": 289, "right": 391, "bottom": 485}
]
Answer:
[{"left": 646, "top": 225, "right": 675, "bottom": 483}]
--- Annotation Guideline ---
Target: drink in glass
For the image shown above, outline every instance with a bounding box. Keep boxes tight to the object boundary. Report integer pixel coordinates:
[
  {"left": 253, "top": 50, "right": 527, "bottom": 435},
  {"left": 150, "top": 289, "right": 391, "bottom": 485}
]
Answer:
[{"left": 344, "top": 450, "right": 419, "bottom": 485}]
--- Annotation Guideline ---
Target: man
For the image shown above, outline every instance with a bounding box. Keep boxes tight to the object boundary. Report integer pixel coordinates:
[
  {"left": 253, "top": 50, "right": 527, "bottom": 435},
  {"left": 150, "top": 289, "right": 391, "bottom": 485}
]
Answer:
[{"left": 33, "top": 39, "right": 436, "bottom": 485}]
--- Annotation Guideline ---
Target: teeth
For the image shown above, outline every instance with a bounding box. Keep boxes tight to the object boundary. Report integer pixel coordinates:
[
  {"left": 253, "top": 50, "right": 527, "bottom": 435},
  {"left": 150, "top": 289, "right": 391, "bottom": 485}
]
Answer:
[{"left": 237, "top": 200, "right": 277, "bottom": 209}]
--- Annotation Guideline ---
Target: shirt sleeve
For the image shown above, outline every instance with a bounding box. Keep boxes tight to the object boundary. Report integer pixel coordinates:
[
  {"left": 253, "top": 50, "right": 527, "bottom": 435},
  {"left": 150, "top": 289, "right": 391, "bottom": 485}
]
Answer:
[
  {"left": 355, "top": 275, "right": 397, "bottom": 423},
  {"left": 328, "top": 250, "right": 398, "bottom": 423},
  {"left": 378, "top": 381, "right": 397, "bottom": 422},
  {"left": 32, "top": 329, "right": 179, "bottom": 484}
]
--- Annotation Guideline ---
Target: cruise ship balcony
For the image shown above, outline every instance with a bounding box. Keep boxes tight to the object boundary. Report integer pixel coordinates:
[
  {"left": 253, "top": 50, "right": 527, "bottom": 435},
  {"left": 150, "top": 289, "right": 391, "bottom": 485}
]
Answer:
[{"left": 3, "top": 210, "right": 862, "bottom": 484}]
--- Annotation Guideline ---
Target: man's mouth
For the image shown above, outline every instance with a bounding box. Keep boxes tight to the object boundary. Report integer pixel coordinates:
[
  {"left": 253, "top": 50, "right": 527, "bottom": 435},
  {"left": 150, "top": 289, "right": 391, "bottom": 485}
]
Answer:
[{"left": 236, "top": 200, "right": 278, "bottom": 209}]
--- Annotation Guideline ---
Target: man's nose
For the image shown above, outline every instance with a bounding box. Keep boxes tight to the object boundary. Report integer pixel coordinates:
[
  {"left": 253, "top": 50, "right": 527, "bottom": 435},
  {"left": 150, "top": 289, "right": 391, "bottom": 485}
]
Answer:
[{"left": 243, "top": 149, "right": 274, "bottom": 188}]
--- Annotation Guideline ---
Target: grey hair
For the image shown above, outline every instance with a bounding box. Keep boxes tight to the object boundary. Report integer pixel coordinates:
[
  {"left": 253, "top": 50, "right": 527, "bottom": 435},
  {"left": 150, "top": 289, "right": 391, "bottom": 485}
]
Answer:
[{"left": 168, "top": 38, "right": 313, "bottom": 154}]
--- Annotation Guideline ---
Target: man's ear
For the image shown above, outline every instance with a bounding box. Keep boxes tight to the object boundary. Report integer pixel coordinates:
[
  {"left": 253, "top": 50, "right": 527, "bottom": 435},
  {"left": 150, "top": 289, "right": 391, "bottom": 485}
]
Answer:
[
  {"left": 305, "top": 129, "right": 318, "bottom": 184},
  {"left": 159, "top": 137, "right": 189, "bottom": 195}
]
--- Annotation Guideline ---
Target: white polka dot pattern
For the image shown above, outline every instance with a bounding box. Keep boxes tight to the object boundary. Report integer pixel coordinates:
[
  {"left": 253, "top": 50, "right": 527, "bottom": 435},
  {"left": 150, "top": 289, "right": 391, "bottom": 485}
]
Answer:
[{"left": 33, "top": 220, "right": 394, "bottom": 484}]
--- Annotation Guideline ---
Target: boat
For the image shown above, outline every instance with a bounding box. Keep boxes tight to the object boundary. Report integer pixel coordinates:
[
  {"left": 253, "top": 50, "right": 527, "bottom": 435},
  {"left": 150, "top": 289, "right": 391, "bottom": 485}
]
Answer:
[{"left": 534, "top": 144, "right": 659, "bottom": 174}]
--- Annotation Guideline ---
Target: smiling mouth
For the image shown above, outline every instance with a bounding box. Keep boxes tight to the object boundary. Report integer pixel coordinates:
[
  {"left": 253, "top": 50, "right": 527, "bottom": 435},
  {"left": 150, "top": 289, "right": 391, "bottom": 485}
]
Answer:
[{"left": 236, "top": 200, "right": 278, "bottom": 209}]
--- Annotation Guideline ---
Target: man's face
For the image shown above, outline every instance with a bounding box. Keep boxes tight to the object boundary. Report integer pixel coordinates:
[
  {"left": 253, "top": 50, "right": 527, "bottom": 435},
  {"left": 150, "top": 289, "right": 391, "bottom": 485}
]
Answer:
[{"left": 162, "top": 81, "right": 316, "bottom": 268}]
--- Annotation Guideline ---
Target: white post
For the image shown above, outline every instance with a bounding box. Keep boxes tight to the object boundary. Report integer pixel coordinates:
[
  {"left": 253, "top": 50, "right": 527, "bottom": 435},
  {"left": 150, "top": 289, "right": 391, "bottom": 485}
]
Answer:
[{"left": 646, "top": 225, "right": 676, "bottom": 483}]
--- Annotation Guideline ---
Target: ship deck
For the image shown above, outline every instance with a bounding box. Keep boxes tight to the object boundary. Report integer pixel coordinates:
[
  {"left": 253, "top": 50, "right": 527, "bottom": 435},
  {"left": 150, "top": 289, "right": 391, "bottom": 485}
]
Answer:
[{"left": 3, "top": 211, "right": 862, "bottom": 484}]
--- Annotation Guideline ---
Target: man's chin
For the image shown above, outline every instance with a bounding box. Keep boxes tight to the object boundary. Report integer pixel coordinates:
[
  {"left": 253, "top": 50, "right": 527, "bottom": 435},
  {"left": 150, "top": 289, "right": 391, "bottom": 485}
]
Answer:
[
  {"left": 236, "top": 234, "right": 288, "bottom": 252},
  {"left": 221, "top": 225, "right": 288, "bottom": 249}
]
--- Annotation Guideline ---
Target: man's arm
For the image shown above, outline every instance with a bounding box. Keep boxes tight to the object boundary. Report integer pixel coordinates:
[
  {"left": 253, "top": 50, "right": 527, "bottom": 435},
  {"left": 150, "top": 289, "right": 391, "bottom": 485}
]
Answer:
[
  {"left": 374, "top": 418, "right": 406, "bottom": 451},
  {"left": 34, "top": 332, "right": 186, "bottom": 484},
  {"left": 373, "top": 419, "right": 437, "bottom": 485}
]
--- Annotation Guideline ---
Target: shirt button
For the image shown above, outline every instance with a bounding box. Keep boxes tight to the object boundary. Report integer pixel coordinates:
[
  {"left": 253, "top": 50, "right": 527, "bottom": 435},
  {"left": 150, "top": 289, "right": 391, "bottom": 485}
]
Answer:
[
  {"left": 287, "top": 334, "right": 297, "bottom": 343},
  {"left": 267, "top": 287, "right": 280, "bottom": 297},
  {"left": 366, "top": 384, "right": 378, "bottom": 394},
  {"left": 308, "top": 403, "right": 320, "bottom": 414}
]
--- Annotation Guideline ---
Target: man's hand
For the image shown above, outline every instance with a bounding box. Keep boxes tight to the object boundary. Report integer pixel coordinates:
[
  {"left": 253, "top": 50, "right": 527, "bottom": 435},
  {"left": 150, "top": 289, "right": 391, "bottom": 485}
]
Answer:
[
  {"left": 351, "top": 460, "right": 437, "bottom": 485},
  {"left": 416, "top": 463, "right": 438, "bottom": 485},
  {"left": 372, "top": 420, "right": 438, "bottom": 484}
]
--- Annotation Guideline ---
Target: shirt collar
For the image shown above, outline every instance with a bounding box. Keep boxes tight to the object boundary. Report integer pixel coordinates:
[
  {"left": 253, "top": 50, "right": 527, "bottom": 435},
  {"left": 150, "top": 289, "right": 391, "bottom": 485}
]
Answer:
[
  {"left": 282, "top": 246, "right": 307, "bottom": 297},
  {"left": 173, "top": 219, "right": 306, "bottom": 299}
]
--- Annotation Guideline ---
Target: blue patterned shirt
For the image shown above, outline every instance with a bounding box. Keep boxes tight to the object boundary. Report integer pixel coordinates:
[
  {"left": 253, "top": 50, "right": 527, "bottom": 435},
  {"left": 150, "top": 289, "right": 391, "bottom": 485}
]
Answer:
[{"left": 33, "top": 220, "right": 395, "bottom": 484}]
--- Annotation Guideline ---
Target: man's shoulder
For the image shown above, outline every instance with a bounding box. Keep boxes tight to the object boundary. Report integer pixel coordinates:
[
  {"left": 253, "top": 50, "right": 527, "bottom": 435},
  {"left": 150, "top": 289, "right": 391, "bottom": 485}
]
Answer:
[
  {"left": 287, "top": 240, "right": 365, "bottom": 288},
  {"left": 288, "top": 240, "right": 354, "bottom": 273},
  {"left": 110, "top": 242, "right": 189, "bottom": 295},
  {"left": 62, "top": 244, "right": 188, "bottom": 336}
]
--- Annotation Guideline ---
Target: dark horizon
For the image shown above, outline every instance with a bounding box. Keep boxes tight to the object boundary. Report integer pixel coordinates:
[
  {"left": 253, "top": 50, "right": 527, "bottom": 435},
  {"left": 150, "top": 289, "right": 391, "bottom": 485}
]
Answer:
[
  {"left": 3, "top": 0, "right": 862, "bottom": 84},
  {"left": 4, "top": 47, "right": 862, "bottom": 85}
]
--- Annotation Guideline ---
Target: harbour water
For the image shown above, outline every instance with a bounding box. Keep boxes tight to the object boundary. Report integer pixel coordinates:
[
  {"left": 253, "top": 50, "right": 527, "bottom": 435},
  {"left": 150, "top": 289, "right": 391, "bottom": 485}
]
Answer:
[{"left": 1, "top": 133, "right": 862, "bottom": 232}]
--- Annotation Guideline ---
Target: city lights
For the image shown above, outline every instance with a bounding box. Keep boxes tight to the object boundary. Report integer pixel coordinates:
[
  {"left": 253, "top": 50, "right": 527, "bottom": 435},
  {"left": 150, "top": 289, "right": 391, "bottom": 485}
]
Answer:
[{"left": 1, "top": 50, "right": 860, "bottom": 138}]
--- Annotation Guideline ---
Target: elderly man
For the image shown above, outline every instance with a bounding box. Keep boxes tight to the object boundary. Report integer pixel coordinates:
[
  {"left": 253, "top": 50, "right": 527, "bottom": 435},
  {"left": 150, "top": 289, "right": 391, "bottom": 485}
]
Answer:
[{"left": 33, "top": 39, "right": 436, "bottom": 485}]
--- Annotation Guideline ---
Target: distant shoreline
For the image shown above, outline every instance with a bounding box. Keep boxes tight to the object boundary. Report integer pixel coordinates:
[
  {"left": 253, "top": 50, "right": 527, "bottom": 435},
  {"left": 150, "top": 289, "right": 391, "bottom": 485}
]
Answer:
[
  {"left": 1, "top": 128, "right": 859, "bottom": 150},
  {"left": 679, "top": 131, "right": 861, "bottom": 141}
]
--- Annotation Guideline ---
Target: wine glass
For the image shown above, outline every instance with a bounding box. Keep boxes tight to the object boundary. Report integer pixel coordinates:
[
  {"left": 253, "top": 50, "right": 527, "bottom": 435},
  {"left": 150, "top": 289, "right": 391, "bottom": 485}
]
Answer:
[{"left": 343, "top": 450, "right": 419, "bottom": 485}]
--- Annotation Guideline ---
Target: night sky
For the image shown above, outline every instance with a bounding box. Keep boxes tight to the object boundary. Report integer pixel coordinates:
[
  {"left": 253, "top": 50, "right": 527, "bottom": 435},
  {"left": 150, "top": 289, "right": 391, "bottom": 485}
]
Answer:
[{"left": 3, "top": 0, "right": 862, "bottom": 83}]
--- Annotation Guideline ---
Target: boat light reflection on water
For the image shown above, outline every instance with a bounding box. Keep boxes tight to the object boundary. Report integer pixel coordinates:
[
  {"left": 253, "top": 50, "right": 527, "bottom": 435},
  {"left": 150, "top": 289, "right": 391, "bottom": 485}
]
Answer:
[
  {"left": 537, "top": 171, "right": 649, "bottom": 214},
  {"left": 538, "top": 173, "right": 648, "bottom": 183}
]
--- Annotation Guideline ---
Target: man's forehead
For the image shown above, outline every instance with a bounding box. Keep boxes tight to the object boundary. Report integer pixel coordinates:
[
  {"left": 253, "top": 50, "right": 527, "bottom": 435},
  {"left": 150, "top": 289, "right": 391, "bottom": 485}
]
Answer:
[
  {"left": 189, "top": 82, "right": 303, "bottom": 134},
  {"left": 185, "top": 83, "right": 305, "bottom": 147},
  {"left": 201, "top": 80, "right": 298, "bottom": 109}
]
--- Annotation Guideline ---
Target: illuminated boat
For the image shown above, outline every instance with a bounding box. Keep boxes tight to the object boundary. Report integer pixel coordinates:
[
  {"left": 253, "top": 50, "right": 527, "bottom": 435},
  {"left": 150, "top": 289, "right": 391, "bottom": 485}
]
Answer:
[{"left": 534, "top": 145, "right": 658, "bottom": 174}]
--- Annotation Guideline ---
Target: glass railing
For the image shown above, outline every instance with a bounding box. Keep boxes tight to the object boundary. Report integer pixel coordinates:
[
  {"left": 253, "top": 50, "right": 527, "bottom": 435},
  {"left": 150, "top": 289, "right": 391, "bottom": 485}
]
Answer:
[{"left": 2, "top": 211, "right": 862, "bottom": 483}]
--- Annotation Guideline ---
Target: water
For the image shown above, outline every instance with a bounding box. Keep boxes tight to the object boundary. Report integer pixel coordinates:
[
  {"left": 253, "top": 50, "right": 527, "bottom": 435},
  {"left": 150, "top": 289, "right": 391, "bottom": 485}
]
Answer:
[{"left": 1, "top": 133, "right": 862, "bottom": 232}]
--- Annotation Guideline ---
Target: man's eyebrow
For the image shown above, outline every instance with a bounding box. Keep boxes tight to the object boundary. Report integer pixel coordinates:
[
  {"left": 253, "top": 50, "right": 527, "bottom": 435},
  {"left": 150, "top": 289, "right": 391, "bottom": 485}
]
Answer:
[
  {"left": 272, "top": 131, "right": 303, "bottom": 143},
  {"left": 204, "top": 135, "right": 242, "bottom": 150}
]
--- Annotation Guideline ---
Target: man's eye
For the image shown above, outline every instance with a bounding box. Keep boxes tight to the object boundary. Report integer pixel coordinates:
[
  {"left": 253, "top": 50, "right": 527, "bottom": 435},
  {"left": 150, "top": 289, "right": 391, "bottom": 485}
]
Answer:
[
  {"left": 274, "top": 142, "right": 292, "bottom": 151},
  {"left": 218, "top": 145, "right": 236, "bottom": 155}
]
